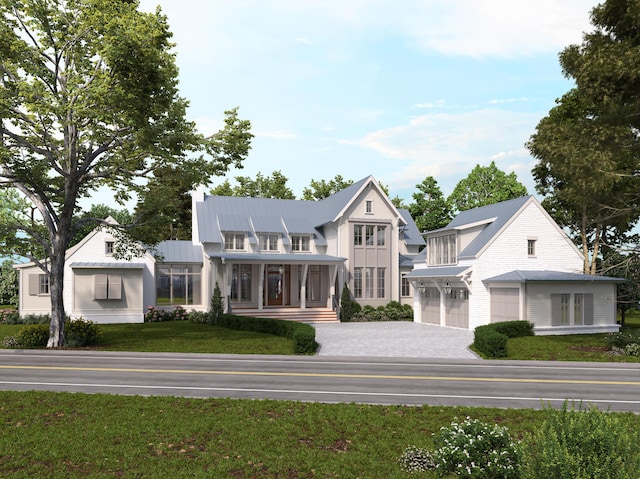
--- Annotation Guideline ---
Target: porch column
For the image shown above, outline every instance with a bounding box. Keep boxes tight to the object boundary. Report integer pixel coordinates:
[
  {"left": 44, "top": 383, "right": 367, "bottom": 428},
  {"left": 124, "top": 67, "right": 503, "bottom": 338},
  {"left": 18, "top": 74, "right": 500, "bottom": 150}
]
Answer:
[
  {"left": 258, "top": 264, "right": 265, "bottom": 310},
  {"left": 434, "top": 280, "right": 447, "bottom": 326},
  {"left": 329, "top": 264, "right": 339, "bottom": 309},
  {"left": 300, "top": 264, "right": 309, "bottom": 310}
]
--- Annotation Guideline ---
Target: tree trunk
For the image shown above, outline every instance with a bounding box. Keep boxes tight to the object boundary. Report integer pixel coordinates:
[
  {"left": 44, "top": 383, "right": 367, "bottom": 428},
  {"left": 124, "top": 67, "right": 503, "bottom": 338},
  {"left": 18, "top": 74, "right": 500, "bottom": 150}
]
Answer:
[{"left": 47, "top": 247, "right": 66, "bottom": 347}]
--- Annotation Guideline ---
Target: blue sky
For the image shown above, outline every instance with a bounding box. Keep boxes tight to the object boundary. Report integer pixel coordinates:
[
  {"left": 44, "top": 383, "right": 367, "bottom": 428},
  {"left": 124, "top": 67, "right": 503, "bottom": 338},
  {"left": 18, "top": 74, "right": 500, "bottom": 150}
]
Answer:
[{"left": 131, "top": 0, "right": 599, "bottom": 206}]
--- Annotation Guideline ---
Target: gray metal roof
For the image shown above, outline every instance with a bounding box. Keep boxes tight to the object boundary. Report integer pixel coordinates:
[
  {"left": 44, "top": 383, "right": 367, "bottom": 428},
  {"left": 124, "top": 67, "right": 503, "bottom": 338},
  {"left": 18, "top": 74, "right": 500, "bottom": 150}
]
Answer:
[
  {"left": 399, "top": 254, "right": 419, "bottom": 268},
  {"left": 484, "top": 270, "right": 625, "bottom": 283},
  {"left": 70, "top": 262, "right": 145, "bottom": 269},
  {"left": 405, "top": 266, "right": 471, "bottom": 279},
  {"left": 154, "top": 241, "right": 203, "bottom": 263},
  {"left": 399, "top": 208, "right": 426, "bottom": 246},
  {"left": 452, "top": 196, "right": 532, "bottom": 258},
  {"left": 208, "top": 252, "right": 346, "bottom": 263}
]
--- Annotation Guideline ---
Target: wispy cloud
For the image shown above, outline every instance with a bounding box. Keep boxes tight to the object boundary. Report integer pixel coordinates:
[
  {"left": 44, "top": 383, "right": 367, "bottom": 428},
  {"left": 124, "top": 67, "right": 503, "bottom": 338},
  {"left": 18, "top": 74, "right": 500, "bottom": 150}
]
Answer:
[{"left": 255, "top": 129, "right": 298, "bottom": 140}]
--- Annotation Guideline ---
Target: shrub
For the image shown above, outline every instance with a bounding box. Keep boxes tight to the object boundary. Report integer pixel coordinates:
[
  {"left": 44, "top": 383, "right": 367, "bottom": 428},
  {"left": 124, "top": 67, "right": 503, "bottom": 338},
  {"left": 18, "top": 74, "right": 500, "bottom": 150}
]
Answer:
[
  {"left": 0, "top": 309, "right": 19, "bottom": 324},
  {"left": 218, "top": 314, "right": 317, "bottom": 354},
  {"left": 144, "top": 306, "right": 170, "bottom": 322},
  {"left": 433, "top": 417, "right": 521, "bottom": 479},
  {"left": 65, "top": 317, "right": 102, "bottom": 347},
  {"left": 209, "top": 282, "right": 224, "bottom": 325},
  {"left": 521, "top": 402, "right": 640, "bottom": 479},
  {"left": 492, "top": 320, "right": 534, "bottom": 338},
  {"left": 188, "top": 311, "right": 209, "bottom": 324},
  {"left": 398, "top": 445, "right": 436, "bottom": 473},
  {"left": 171, "top": 305, "right": 188, "bottom": 321},
  {"left": 605, "top": 329, "right": 640, "bottom": 349},
  {"left": 340, "top": 283, "right": 358, "bottom": 322},
  {"left": 1, "top": 335, "right": 20, "bottom": 348},
  {"left": 474, "top": 325, "right": 509, "bottom": 358},
  {"left": 16, "top": 324, "right": 49, "bottom": 348}
]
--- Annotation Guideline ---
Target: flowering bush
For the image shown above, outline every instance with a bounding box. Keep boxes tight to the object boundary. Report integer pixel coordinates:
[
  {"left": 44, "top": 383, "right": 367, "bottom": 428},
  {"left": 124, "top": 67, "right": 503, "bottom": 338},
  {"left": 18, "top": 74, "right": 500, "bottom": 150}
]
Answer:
[
  {"left": 144, "top": 306, "right": 169, "bottom": 322},
  {"left": 432, "top": 417, "right": 521, "bottom": 479},
  {"left": 0, "top": 309, "right": 19, "bottom": 324},
  {"left": 171, "top": 305, "right": 188, "bottom": 321},
  {"left": 65, "top": 317, "right": 102, "bottom": 347},
  {"left": 398, "top": 445, "right": 436, "bottom": 473}
]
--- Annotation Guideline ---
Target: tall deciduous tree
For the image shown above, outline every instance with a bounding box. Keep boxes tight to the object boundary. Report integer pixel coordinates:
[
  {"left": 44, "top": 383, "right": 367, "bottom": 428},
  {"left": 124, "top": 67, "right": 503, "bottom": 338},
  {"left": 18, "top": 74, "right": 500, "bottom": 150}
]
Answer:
[
  {"left": 448, "top": 161, "right": 528, "bottom": 213},
  {"left": 0, "top": 259, "right": 18, "bottom": 306},
  {"left": 408, "top": 176, "right": 452, "bottom": 232},
  {"left": 210, "top": 170, "right": 294, "bottom": 199},
  {"left": 0, "top": 1, "right": 252, "bottom": 346},
  {"left": 527, "top": 0, "right": 640, "bottom": 274},
  {"left": 302, "top": 175, "right": 354, "bottom": 201}
]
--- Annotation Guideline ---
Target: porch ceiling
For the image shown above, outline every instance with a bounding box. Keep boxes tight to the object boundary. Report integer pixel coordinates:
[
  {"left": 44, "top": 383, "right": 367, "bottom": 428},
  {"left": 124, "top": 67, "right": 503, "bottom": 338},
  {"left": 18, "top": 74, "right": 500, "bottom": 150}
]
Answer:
[{"left": 405, "top": 266, "right": 471, "bottom": 279}]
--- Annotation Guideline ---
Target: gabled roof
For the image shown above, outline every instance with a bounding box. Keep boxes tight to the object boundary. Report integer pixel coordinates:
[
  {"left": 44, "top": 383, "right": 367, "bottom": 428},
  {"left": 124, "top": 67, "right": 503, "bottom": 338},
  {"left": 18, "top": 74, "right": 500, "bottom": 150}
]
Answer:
[
  {"left": 155, "top": 240, "right": 203, "bottom": 263},
  {"left": 196, "top": 176, "right": 417, "bottom": 245},
  {"left": 399, "top": 209, "right": 426, "bottom": 247},
  {"left": 484, "top": 270, "right": 624, "bottom": 283}
]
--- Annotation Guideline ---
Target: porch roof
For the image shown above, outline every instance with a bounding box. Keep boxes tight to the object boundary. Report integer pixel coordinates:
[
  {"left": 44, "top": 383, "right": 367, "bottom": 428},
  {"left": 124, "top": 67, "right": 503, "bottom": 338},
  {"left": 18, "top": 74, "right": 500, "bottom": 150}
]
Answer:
[
  {"left": 70, "top": 262, "right": 145, "bottom": 269},
  {"left": 484, "top": 270, "right": 625, "bottom": 283},
  {"left": 208, "top": 252, "right": 346, "bottom": 264},
  {"left": 405, "top": 266, "right": 471, "bottom": 279}
]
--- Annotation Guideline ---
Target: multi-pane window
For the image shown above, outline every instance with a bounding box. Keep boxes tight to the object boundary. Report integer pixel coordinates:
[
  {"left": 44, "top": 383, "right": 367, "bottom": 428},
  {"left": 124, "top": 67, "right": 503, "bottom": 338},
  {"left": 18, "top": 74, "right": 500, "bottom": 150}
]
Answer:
[
  {"left": 354, "top": 267, "right": 363, "bottom": 299},
  {"left": 260, "top": 234, "right": 278, "bottom": 251},
  {"left": 354, "top": 225, "right": 363, "bottom": 246},
  {"left": 365, "top": 200, "right": 373, "bottom": 213},
  {"left": 105, "top": 241, "right": 114, "bottom": 255},
  {"left": 231, "top": 264, "right": 252, "bottom": 302},
  {"left": 377, "top": 268, "right": 386, "bottom": 298},
  {"left": 401, "top": 274, "right": 410, "bottom": 297},
  {"left": 365, "top": 267, "right": 375, "bottom": 298},
  {"left": 528, "top": 239, "right": 536, "bottom": 256},
  {"left": 377, "top": 226, "right": 386, "bottom": 246},
  {"left": 225, "top": 233, "right": 245, "bottom": 251},
  {"left": 156, "top": 264, "right": 202, "bottom": 305},
  {"left": 552, "top": 293, "right": 593, "bottom": 327},
  {"left": 427, "top": 234, "right": 457, "bottom": 266},
  {"left": 365, "top": 225, "right": 375, "bottom": 246},
  {"left": 291, "top": 235, "right": 310, "bottom": 252},
  {"left": 574, "top": 293, "right": 583, "bottom": 325},
  {"left": 28, "top": 274, "right": 49, "bottom": 295},
  {"left": 560, "top": 294, "right": 570, "bottom": 325},
  {"left": 298, "top": 265, "right": 321, "bottom": 301}
]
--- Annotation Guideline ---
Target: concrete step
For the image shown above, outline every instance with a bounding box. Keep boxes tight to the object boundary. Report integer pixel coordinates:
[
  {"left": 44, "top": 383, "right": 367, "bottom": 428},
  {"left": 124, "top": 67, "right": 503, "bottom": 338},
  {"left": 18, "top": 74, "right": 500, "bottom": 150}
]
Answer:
[{"left": 232, "top": 307, "right": 339, "bottom": 324}]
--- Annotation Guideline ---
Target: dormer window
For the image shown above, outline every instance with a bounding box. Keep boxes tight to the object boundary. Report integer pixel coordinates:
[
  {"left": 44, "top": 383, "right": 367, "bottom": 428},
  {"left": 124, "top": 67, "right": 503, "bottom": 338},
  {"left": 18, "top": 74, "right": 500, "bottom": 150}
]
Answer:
[
  {"left": 427, "top": 233, "right": 457, "bottom": 266},
  {"left": 260, "top": 234, "right": 278, "bottom": 251},
  {"left": 225, "top": 233, "right": 245, "bottom": 251},
  {"left": 291, "top": 234, "right": 310, "bottom": 252}
]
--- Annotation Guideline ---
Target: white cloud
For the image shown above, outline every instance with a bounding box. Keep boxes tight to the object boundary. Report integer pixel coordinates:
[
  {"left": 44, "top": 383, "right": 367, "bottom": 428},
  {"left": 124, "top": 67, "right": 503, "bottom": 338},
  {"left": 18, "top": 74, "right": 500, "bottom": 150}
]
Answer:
[{"left": 255, "top": 129, "right": 298, "bottom": 140}]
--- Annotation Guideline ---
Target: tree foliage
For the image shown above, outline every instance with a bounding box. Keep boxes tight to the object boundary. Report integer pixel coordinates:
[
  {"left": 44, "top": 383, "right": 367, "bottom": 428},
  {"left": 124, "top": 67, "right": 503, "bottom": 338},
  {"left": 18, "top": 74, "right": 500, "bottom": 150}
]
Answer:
[
  {"left": 302, "top": 175, "right": 354, "bottom": 201},
  {"left": 210, "top": 170, "right": 294, "bottom": 199},
  {"left": 0, "top": 0, "right": 252, "bottom": 346},
  {"left": 0, "top": 259, "right": 18, "bottom": 306},
  {"left": 408, "top": 176, "right": 452, "bottom": 232},
  {"left": 447, "top": 161, "right": 528, "bottom": 213},
  {"left": 527, "top": 0, "right": 640, "bottom": 274}
]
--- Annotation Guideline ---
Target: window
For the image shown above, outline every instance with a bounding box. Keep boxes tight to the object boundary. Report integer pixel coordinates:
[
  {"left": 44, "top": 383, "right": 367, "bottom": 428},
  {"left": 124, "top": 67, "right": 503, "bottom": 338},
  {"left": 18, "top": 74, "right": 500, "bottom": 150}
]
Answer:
[
  {"left": 28, "top": 273, "right": 49, "bottom": 295},
  {"left": 377, "top": 268, "right": 386, "bottom": 298},
  {"left": 354, "top": 267, "right": 363, "bottom": 299},
  {"left": 225, "top": 233, "right": 245, "bottom": 251},
  {"left": 94, "top": 274, "right": 122, "bottom": 300},
  {"left": 552, "top": 293, "right": 594, "bottom": 326},
  {"left": 365, "top": 199, "right": 373, "bottom": 214},
  {"left": 105, "top": 241, "right": 114, "bottom": 255},
  {"left": 574, "top": 293, "right": 583, "bottom": 325},
  {"left": 377, "top": 225, "right": 386, "bottom": 246},
  {"left": 427, "top": 234, "right": 457, "bottom": 266},
  {"left": 528, "top": 239, "right": 536, "bottom": 256},
  {"left": 260, "top": 234, "right": 278, "bottom": 251},
  {"left": 354, "top": 225, "right": 363, "bottom": 246},
  {"left": 231, "top": 264, "right": 252, "bottom": 302},
  {"left": 298, "top": 265, "right": 321, "bottom": 301},
  {"left": 291, "top": 235, "right": 310, "bottom": 252},
  {"left": 156, "top": 264, "right": 202, "bottom": 305},
  {"left": 365, "top": 267, "right": 375, "bottom": 298},
  {"left": 401, "top": 274, "right": 410, "bottom": 297},
  {"left": 365, "top": 225, "right": 375, "bottom": 246}
]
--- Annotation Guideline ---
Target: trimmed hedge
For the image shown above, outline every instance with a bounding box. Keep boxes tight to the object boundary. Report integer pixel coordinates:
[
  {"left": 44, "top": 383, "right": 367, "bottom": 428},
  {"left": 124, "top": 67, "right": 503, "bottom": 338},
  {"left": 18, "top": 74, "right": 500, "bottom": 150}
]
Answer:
[
  {"left": 474, "top": 321, "right": 534, "bottom": 358},
  {"left": 213, "top": 314, "right": 318, "bottom": 354}
]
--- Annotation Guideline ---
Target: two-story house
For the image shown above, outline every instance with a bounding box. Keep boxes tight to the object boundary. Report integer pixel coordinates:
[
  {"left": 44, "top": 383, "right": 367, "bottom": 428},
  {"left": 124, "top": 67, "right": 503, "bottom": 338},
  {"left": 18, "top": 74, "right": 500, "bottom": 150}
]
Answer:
[
  {"left": 15, "top": 176, "right": 425, "bottom": 323},
  {"left": 407, "top": 195, "right": 621, "bottom": 334}
]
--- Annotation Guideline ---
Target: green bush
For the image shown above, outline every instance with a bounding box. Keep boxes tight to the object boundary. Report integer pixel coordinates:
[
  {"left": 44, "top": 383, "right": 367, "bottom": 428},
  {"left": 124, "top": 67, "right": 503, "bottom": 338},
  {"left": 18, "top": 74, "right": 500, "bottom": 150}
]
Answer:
[
  {"left": 188, "top": 311, "right": 209, "bottom": 324},
  {"left": 65, "top": 317, "right": 102, "bottom": 347},
  {"left": 474, "top": 325, "right": 509, "bottom": 358},
  {"left": 398, "top": 445, "right": 436, "bottom": 473},
  {"left": 209, "top": 282, "right": 224, "bottom": 325},
  {"left": 218, "top": 314, "right": 317, "bottom": 354},
  {"left": 522, "top": 402, "right": 640, "bottom": 479},
  {"left": 605, "top": 329, "right": 640, "bottom": 349},
  {"left": 0, "top": 309, "right": 19, "bottom": 324},
  {"left": 340, "top": 283, "right": 358, "bottom": 322},
  {"left": 144, "top": 306, "right": 170, "bottom": 322},
  {"left": 492, "top": 320, "right": 534, "bottom": 338},
  {"left": 16, "top": 324, "right": 49, "bottom": 348},
  {"left": 432, "top": 417, "right": 521, "bottom": 479}
]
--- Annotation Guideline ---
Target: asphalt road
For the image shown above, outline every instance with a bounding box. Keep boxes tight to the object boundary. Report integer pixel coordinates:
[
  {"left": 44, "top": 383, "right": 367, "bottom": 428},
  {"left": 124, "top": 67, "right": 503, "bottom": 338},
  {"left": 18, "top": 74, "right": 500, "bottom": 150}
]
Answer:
[{"left": 1, "top": 350, "right": 639, "bottom": 412}]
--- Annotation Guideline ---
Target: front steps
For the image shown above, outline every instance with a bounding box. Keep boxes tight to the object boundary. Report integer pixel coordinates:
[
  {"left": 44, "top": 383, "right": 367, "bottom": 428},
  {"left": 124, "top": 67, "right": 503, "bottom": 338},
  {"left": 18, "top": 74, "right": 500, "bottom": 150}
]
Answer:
[{"left": 231, "top": 307, "right": 339, "bottom": 324}]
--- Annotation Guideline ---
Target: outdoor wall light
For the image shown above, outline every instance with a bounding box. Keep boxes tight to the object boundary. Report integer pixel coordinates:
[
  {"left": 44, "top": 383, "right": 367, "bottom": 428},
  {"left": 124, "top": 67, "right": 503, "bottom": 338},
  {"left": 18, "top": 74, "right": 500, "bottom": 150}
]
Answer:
[
  {"left": 417, "top": 281, "right": 426, "bottom": 294},
  {"left": 444, "top": 281, "right": 452, "bottom": 295}
]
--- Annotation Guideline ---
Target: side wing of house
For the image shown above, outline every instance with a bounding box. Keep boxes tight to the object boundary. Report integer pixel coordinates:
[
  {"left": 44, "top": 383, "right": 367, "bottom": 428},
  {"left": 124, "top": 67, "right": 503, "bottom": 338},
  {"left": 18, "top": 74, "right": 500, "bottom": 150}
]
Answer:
[{"left": 16, "top": 263, "right": 52, "bottom": 317}]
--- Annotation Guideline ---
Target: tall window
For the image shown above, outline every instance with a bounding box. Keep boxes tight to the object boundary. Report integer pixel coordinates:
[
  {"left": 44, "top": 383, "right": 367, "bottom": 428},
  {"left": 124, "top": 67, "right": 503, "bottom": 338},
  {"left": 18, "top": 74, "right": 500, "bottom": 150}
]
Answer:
[
  {"left": 231, "top": 264, "right": 252, "bottom": 302},
  {"left": 354, "top": 267, "right": 363, "bottom": 299},
  {"left": 401, "top": 274, "right": 410, "bottom": 297},
  {"left": 365, "top": 267, "right": 375, "bottom": 298},
  {"left": 156, "top": 264, "right": 202, "bottom": 305},
  {"left": 225, "top": 233, "right": 245, "bottom": 251},
  {"left": 354, "top": 225, "right": 363, "bottom": 246},
  {"left": 260, "top": 234, "right": 278, "bottom": 251},
  {"left": 291, "top": 235, "right": 310, "bottom": 251},
  {"left": 377, "top": 226, "right": 386, "bottom": 246},
  {"left": 298, "top": 265, "right": 321, "bottom": 301},
  {"left": 574, "top": 293, "right": 583, "bottom": 325},
  {"left": 528, "top": 239, "right": 536, "bottom": 256},
  {"left": 377, "top": 268, "right": 386, "bottom": 298},
  {"left": 560, "top": 294, "right": 570, "bottom": 325},
  {"left": 365, "top": 225, "right": 375, "bottom": 246},
  {"left": 365, "top": 199, "right": 373, "bottom": 213}
]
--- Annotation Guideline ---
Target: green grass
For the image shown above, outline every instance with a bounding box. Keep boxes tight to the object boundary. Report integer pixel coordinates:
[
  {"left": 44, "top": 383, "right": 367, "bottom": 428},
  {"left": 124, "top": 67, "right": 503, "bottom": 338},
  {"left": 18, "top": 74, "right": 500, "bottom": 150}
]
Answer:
[
  {"left": 5, "top": 390, "right": 637, "bottom": 479},
  {"left": 0, "top": 321, "right": 296, "bottom": 355}
]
